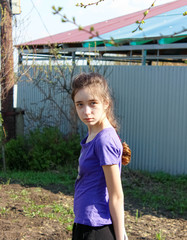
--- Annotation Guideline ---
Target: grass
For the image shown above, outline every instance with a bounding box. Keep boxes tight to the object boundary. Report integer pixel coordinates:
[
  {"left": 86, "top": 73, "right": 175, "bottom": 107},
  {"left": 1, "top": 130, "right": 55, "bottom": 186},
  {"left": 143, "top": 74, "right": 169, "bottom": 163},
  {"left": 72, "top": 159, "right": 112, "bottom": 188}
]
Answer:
[
  {"left": 0, "top": 207, "right": 10, "bottom": 215},
  {"left": 122, "top": 168, "right": 187, "bottom": 217},
  {"left": 0, "top": 166, "right": 76, "bottom": 232},
  {"left": 21, "top": 198, "right": 74, "bottom": 229},
  {"left": 156, "top": 230, "right": 166, "bottom": 240},
  {"left": 0, "top": 166, "right": 187, "bottom": 218},
  {"left": 0, "top": 165, "right": 77, "bottom": 189},
  {"left": 0, "top": 166, "right": 186, "bottom": 239},
  {"left": 0, "top": 171, "right": 66, "bottom": 185}
]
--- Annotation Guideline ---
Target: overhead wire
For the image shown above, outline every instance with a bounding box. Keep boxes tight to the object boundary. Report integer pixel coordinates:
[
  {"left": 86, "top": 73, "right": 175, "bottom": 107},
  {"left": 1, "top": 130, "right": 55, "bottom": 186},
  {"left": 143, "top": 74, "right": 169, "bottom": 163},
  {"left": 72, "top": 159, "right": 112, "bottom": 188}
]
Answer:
[{"left": 30, "top": 0, "right": 54, "bottom": 41}]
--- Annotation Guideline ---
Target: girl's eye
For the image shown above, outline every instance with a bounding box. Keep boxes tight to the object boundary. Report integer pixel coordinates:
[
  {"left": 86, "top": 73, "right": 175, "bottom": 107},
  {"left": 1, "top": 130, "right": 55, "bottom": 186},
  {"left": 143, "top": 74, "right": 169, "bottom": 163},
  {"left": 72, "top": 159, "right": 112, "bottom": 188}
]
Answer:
[
  {"left": 76, "top": 103, "right": 83, "bottom": 107},
  {"left": 91, "top": 101, "right": 97, "bottom": 105}
]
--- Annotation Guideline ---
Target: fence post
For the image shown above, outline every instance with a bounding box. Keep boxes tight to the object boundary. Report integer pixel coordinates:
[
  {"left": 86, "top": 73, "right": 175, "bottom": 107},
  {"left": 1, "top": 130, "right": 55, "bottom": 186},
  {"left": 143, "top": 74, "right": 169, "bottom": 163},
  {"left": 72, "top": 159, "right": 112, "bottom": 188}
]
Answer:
[{"left": 15, "top": 108, "right": 24, "bottom": 137}]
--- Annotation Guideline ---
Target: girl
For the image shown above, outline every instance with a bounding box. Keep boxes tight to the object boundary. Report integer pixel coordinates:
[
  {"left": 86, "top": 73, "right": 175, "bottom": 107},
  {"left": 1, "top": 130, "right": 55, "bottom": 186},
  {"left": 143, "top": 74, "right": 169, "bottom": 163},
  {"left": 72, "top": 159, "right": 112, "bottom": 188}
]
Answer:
[{"left": 71, "top": 72, "right": 131, "bottom": 240}]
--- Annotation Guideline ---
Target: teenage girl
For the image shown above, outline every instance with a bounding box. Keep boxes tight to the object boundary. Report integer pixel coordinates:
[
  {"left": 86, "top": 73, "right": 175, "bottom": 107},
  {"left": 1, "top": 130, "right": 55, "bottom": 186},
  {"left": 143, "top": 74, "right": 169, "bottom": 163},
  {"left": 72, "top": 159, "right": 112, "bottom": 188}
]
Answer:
[{"left": 71, "top": 72, "right": 131, "bottom": 240}]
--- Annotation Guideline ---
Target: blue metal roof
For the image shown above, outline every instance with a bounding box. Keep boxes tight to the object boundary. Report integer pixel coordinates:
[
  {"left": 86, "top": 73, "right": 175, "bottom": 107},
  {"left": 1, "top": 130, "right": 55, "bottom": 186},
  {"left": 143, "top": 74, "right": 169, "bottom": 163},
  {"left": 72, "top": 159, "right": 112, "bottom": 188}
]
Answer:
[{"left": 84, "top": 5, "right": 187, "bottom": 45}]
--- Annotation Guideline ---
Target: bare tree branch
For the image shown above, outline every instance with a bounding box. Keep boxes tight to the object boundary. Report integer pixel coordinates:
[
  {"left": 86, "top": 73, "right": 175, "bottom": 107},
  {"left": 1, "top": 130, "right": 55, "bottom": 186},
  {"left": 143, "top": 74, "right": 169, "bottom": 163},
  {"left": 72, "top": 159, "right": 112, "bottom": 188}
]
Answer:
[
  {"left": 76, "top": 0, "right": 105, "bottom": 8},
  {"left": 132, "top": 0, "right": 157, "bottom": 33}
]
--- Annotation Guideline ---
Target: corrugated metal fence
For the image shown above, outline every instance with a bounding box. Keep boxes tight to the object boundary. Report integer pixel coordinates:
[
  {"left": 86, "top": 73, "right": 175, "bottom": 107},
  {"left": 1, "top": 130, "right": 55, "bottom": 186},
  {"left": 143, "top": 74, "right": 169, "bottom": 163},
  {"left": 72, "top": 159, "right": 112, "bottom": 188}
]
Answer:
[{"left": 17, "top": 65, "right": 187, "bottom": 175}]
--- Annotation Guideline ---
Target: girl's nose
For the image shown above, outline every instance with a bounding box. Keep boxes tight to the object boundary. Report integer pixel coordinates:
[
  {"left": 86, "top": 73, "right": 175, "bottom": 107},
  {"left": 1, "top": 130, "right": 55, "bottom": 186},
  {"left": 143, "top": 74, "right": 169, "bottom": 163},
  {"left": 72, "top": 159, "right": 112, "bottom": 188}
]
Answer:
[{"left": 84, "top": 106, "right": 91, "bottom": 115}]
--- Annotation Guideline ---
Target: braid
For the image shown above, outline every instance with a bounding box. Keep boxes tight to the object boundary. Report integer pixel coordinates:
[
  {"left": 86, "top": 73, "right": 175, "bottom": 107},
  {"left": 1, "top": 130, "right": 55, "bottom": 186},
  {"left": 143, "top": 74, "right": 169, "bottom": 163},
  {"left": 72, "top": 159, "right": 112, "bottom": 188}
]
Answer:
[{"left": 122, "top": 142, "right": 131, "bottom": 165}]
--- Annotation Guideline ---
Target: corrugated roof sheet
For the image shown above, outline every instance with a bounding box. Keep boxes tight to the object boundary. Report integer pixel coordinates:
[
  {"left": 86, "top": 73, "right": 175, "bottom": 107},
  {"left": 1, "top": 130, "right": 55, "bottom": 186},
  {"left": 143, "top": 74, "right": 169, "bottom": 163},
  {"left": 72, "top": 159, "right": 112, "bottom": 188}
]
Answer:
[
  {"left": 19, "top": 0, "right": 187, "bottom": 46},
  {"left": 86, "top": 6, "right": 187, "bottom": 42}
]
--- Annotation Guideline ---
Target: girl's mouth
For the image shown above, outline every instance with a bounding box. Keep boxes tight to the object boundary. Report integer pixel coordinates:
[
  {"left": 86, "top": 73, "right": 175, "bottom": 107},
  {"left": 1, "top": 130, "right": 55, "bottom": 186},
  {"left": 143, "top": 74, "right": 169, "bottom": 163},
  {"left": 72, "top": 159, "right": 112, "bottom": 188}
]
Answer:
[{"left": 84, "top": 118, "right": 93, "bottom": 122}]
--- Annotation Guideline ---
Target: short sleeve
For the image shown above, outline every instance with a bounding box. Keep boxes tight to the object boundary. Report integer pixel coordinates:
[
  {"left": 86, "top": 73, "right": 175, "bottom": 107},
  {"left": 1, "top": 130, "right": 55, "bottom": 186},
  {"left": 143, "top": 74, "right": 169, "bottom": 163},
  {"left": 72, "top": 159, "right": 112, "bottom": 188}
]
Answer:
[{"left": 95, "top": 133, "right": 122, "bottom": 166}]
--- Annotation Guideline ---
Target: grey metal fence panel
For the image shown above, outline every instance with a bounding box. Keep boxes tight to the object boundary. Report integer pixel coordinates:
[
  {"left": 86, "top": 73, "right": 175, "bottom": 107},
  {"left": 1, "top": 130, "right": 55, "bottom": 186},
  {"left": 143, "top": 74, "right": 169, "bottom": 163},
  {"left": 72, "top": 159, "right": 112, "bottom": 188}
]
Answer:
[
  {"left": 17, "top": 65, "right": 187, "bottom": 175},
  {"left": 17, "top": 66, "right": 75, "bottom": 135},
  {"left": 106, "top": 66, "right": 187, "bottom": 175}
]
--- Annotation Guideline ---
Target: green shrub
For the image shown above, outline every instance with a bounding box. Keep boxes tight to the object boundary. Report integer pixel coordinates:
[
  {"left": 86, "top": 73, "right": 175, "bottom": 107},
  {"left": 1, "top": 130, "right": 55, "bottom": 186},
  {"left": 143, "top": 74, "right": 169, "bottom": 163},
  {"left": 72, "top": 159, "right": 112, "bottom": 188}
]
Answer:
[
  {"left": 5, "top": 136, "right": 29, "bottom": 170},
  {"left": 63, "top": 134, "right": 82, "bottom": 165},
  {"left": 5, "top": 127, "right": 81, "bottom": 171}
]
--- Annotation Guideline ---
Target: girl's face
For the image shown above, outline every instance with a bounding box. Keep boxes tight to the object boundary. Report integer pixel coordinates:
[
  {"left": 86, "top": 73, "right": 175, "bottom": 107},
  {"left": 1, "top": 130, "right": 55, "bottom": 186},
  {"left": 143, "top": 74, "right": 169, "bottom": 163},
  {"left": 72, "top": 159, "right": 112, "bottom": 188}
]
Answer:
[{"left": 74, "top": 86, "right": 108, "bottom": 130}]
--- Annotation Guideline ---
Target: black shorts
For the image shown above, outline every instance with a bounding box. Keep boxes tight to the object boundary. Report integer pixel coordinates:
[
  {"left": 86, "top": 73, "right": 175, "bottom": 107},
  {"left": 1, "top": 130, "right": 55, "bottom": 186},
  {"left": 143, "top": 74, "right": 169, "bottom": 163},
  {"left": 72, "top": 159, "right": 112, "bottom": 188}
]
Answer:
[{"left": 72, "top": 223, "right": 116, "bottom": 240}]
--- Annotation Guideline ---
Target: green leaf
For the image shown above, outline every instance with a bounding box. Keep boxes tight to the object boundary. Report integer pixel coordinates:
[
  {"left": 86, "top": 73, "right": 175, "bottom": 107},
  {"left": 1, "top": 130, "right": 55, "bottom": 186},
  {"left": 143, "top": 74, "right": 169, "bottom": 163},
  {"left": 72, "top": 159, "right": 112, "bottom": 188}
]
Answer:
[
  {"left": 136, "top": 20, "right": 140, "bottom": 24},
  {"left": 144, "top": 10, "right": 149, "bottom": 17},
  {"left": 79, "top": 26, "right": 83, "bottom": 30},
  {"left": 90, "top": 26, "right": 94, "bottom": 32},
  {"left": 52, "top": 6, "right": 56, "bottom": 11},
  {"left": 183, "top": 11, "right": 187, "bottom": 16},
  {"left": 58, "top": 7, "right": 62, "bottom": 12}
]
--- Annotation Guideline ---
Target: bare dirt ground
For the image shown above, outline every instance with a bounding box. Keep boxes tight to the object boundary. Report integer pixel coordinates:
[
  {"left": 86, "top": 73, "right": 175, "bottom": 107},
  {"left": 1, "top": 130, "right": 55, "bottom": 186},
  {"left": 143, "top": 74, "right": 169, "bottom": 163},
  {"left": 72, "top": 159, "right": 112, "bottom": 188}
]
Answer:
[{"left": 0, "top": 179, "right": 186, "bottom": 240}]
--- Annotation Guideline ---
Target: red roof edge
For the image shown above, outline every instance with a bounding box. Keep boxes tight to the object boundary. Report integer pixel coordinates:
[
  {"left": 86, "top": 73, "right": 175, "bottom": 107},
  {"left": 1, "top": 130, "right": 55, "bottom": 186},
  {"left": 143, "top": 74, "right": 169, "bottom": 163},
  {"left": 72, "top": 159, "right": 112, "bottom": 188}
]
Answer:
[{"left": 17, "top": 0, "right": 187, "bottom": 47}]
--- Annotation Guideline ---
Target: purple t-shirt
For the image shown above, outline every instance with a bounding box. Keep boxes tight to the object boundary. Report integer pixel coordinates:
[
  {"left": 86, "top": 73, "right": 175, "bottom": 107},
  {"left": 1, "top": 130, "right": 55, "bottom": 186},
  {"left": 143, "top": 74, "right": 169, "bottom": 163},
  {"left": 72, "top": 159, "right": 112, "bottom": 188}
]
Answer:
[{"left": 74, "top": 127, "right": 122, "bottom": 227}]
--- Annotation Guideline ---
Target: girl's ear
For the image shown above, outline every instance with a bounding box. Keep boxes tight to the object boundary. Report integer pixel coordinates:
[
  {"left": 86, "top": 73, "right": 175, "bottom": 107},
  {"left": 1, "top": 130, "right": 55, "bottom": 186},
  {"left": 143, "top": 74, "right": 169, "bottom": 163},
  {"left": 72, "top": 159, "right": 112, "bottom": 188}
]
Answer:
[{"left": 103, "top": 99, "right": 109, "bottom": 110}]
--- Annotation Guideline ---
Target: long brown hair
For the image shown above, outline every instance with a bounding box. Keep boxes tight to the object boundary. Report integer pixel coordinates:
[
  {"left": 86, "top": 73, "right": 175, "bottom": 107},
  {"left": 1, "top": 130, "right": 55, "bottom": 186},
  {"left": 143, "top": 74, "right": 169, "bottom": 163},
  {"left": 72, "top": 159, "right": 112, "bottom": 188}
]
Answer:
[{"left": 71, "top": 72, "right": 131, "bottom": 165}]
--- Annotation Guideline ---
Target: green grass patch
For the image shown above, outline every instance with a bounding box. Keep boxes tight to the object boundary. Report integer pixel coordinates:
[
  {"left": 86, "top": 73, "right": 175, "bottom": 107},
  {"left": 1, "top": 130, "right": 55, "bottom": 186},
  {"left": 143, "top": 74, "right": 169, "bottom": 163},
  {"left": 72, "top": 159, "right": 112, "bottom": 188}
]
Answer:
[
  {"left": 122, "top": 168, "right": 187, "bottom": 217},
  {"left": 156, "top": 230, "right": 166, "bottom": 240},
  {"left": 1, "top": 167, "right": 186, "bottom": 218},
  {"left": 0, "top": 207, "right": 10, "bottom": 216},
  {"left": 22, "top": 199, "right": 74, "bottom": 230},
  {"left": 0, "top": 165, "right": 77, "bottom": 188}
]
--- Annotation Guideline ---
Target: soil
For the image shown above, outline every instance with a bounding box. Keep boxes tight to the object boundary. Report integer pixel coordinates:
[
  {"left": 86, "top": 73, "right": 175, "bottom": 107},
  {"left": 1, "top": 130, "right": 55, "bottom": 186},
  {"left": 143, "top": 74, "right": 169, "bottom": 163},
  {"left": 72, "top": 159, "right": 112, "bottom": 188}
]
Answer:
[{"left": 0, "top": 179, "right": 186, "bottom": 240}]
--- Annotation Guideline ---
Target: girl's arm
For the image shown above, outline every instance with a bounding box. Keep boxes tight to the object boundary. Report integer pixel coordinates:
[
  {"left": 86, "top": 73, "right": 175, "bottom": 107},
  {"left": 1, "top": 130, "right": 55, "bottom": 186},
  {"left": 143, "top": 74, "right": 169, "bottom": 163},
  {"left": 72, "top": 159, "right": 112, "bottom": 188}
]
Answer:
[{"left": 102, "top": 164, "right": 128, "bottom": 240}]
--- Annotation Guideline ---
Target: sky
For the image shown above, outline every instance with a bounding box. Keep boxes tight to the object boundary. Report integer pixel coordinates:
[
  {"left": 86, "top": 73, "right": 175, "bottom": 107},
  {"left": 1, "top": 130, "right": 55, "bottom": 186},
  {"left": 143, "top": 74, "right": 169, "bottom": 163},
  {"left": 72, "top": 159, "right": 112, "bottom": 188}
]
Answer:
[{"left": 13, "top": 0, "right": 177, "bottom": 45}]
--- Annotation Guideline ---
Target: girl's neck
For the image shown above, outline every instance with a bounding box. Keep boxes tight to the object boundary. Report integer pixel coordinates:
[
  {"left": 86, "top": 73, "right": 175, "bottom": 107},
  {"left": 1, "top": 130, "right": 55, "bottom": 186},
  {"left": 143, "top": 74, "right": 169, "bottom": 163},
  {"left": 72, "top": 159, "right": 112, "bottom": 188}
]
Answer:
[{"left": 86, "top": 118, "right": 112, "bottom": 143}]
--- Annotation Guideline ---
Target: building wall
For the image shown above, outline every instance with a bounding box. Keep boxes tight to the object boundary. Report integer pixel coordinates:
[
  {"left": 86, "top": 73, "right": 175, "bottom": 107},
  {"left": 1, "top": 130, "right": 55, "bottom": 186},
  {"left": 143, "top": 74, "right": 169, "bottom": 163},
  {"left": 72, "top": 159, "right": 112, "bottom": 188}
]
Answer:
[{"left": 17, "top": 65, "right": 187, "bottom": 175}]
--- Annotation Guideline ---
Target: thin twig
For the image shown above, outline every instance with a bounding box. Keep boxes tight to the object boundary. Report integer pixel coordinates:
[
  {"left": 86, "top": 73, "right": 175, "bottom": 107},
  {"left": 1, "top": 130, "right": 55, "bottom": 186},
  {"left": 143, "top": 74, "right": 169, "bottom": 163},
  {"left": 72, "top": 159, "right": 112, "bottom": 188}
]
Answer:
[
  {"left": 76, "top": 0, "right": 105, "bottom": 8},
  {"left": 132, "top": 0, "right": 157, "bottom": 33}
]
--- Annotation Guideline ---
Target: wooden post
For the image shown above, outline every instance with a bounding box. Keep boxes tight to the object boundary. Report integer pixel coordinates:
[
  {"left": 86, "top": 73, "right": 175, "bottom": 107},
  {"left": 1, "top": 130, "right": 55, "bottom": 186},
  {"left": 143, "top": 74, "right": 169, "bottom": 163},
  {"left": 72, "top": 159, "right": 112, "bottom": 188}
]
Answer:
[{"left": 0, "top": 0, "right": 15, "bottom": 140}]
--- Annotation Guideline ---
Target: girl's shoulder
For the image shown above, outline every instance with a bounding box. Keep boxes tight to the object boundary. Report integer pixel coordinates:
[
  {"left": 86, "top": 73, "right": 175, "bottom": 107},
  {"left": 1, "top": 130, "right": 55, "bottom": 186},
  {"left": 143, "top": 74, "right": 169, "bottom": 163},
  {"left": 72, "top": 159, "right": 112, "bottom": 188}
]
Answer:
[
  {"left": 95, "top": 127, "right": 122, "bottom": 150},
  {"left": 95, "top": 128, "right": 122, "bottom": 165}
]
